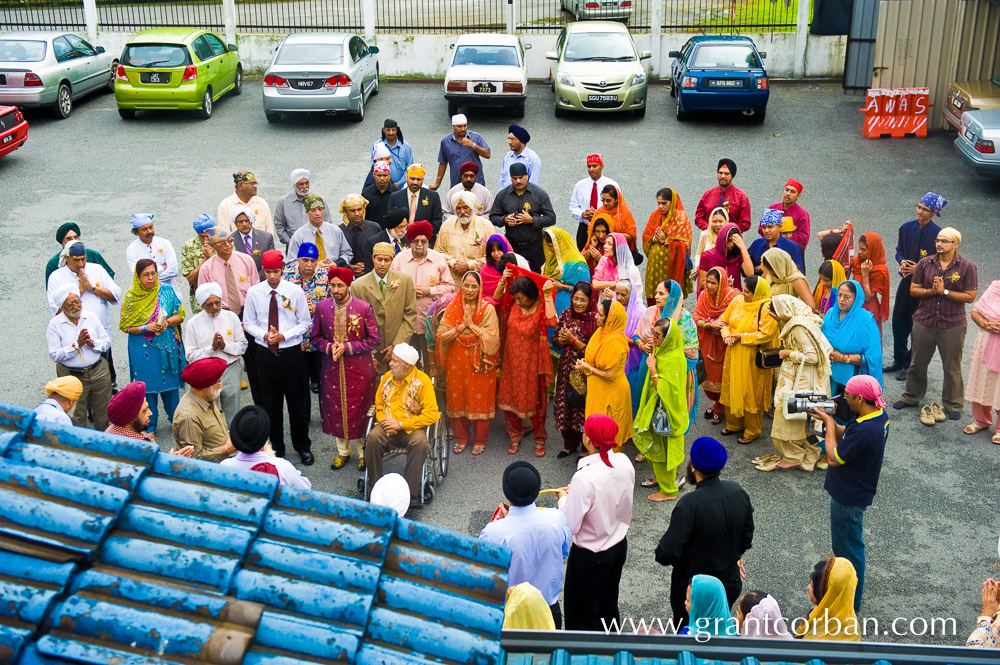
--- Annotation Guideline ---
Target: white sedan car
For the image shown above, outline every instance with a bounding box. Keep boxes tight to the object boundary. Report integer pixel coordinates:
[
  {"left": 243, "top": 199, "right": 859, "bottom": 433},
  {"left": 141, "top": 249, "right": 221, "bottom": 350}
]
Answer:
[{"left": 444, "top": 34, "right": 529, "bottom": 118}]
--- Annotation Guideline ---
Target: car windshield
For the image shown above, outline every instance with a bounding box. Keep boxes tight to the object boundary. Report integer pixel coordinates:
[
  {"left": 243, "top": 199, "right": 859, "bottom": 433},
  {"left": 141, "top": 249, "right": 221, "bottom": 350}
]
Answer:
[
  {"left": 453, "top": 45, "right": 519, "bottom": 67},
  {"left": 122, "top": 43, "right": 191, "bottom": 68},
  {"left": 564, "top": 32, "right": 635, "bottom": 62},
  {"left": 276, "top": 43, "right": 344, "bottom": 65},
  {"left": 691, "top": 44, "right": 761, "bottom": 68},
  {"left": 0, "top": 39, "right": 46, "bottom": 62}
]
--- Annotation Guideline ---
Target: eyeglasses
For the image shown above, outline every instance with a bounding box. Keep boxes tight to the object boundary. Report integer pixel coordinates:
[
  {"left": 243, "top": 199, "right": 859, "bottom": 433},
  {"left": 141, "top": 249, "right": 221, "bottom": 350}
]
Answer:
[{"left": 935, "top": 239, "right": 954, "bottom": 244}]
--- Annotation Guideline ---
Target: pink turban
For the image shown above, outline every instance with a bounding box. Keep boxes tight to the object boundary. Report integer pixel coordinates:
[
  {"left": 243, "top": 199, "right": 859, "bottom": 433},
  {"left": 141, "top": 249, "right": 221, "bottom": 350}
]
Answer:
[
  {"left": 583, "top": 414, "right": 618, "bottom": 468},
  {"left": 845, "top": 375, "right": 885, "bottom": 409}
]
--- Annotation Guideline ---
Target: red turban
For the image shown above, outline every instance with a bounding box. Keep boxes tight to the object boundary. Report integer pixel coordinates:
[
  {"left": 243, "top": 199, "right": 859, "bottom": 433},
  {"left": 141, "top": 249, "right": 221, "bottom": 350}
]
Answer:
[
  {"left": 406, "top": 220, "right": 434, "bottom": 244},
  {"left": 261, "top": 249, "right": 284, "bottom": 271},
  {"left": 583, "top": 414, "right": 618, "bottom": 468},
  {"left": 785, "top": 178, "right": 803, "bottom": 194},
  {"left": 182, "top": 357, "right": 227, "bottom": 389},
  {"left": 106, "top": 380, "right": 146, "bottom": 427},
  {"left": 586, "top": 153, "right": 603, "bottom": 165},
  {"left": 459, "top": 161, "right": 479, "bottom": 175},
  {"left": 327, "top": 266, "right": 354, "bottom": 286}
]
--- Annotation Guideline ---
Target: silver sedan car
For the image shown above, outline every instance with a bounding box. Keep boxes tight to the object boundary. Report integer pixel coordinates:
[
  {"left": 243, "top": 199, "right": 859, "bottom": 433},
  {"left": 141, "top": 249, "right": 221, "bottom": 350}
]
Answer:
[
  {"left": 262, "top": 32, "right": 379, "bottom": 123},
  {"left": 0, "top": 30, "right": 115, "bottom": 118}
]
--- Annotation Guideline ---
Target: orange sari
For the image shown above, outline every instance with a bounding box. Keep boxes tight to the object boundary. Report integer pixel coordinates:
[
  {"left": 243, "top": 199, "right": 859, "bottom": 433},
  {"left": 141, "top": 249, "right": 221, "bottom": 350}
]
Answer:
[
  {"left": 643, "top": 188, "right": 692, "bottom": 298},
  {"left": 850, "top": 232, "right": 890, "bottom": 331},
  {"left": 437, "top": 284, "right": 500, "bottom": 420}
]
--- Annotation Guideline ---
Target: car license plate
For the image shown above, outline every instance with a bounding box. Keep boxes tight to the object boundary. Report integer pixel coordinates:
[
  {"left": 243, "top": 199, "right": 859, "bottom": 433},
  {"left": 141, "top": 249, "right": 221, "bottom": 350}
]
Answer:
[
  {"left": 952, "top": 97, "right": 962, "bottom": 109},
  {"left": 587, "top": 94, "right": 618, "bottom": 102},
  {"left": 602, "top": 1, "right": 617, "bottom": 5},
  {"left": 140, "top": 71, "right": 169, "bottom": 84},
  {"left": 1, "top": 134, "right": 13, "bottom": 145},
  {"left": 474, "top": 82, "right": 496, "bottom": 93},
  {"left": 964, "top": 128, "right": 976, "bottom": 142},
  {"left": 709, "top": 79, "right": 742, "bottom": 88}
]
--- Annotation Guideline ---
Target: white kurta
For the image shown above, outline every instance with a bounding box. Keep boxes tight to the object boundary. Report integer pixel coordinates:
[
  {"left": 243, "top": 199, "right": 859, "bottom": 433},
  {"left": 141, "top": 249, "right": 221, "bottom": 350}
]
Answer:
[{"left": 126, "top": 236, "right": 182, "bottom": 301}]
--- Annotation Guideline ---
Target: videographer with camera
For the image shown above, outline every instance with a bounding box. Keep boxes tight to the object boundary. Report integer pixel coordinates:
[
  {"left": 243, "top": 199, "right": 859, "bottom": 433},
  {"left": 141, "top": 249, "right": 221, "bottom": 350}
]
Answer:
[{"left": 809, "top": 374, "right": 889, "bottom": 614}]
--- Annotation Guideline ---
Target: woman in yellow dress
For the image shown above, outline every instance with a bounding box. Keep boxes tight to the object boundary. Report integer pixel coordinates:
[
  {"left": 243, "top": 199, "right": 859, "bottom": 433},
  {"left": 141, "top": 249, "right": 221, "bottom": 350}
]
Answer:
[{"left": 576, "top": 298, "right": 633, "bottom": 450}]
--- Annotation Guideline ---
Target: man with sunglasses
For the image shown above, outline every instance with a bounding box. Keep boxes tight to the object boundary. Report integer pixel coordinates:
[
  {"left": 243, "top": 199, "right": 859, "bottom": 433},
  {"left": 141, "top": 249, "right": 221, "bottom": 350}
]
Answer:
[
  {"left": 884, "top": 192, "right": 943, "bottom": 381},
  {"left": 894, "top": 225, "right": 978, "bottom": 420}
]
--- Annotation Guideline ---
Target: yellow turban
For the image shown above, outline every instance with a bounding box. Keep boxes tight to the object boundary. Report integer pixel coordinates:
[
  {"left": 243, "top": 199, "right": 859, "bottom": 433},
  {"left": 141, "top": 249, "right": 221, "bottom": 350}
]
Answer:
[
  {"left": 372, "top": 242, "right": 395, "bottom": 258},
  {"left": 780, "top": 216, "right": 795, "bottom": 233},
  {"left": 407, "top": 163, "right": 426, "bottom": 178},
  {"left": 45, "top": 376, "right": 83, "bottom": 401},
  {"left": 938, "top": 227, "right": 961, "bottom": 244},
  {"left": 340, "top": 193, "right": 369, "bottom": 222}
]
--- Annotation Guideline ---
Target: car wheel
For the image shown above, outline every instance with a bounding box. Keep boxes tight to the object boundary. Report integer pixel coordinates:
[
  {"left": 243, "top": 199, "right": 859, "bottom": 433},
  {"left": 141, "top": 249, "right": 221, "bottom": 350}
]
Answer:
[
  {"left": 353, "top": 94, "right": 365, "bottom": 122},
  {"left": 447, "top": 100, "right": 458, "bottom": 116},
  {"left": 675, "top": 93, "right": 689, "bottom": 121},
  {"left": 53, "top": 82, "right": 72, "bottom": 119},
  {"left": 512, "top": 100, "right": 524, "bottom": 118},
  {"left": 554, "top": 104, "right": 566, "bottom": 118},
  {"left": 107, "top": 60, "right": 118, "bottom": 93},
  {"left": 669, "top": 81, "right": 676, "bottom": 97},
  {"left": 232, "top": 65, "right": 242, "bottom": 96},
  {"left": 265, "top": 111, "right": 280, "bottom": 123},
  {"left": 118, "top": 107, "right": 135, "bottom": 119},
  {"left": 372, "top": 65, "right": 379, "bottom": 96},
  {"left": 199, "top": 88, "right": 213, "bottom": 119},
  {"left": 633, "top": 105, "right": 646, "bottom": 118},
  {"left": 751, "top": 108, "right": 766, "bottom": 123}
]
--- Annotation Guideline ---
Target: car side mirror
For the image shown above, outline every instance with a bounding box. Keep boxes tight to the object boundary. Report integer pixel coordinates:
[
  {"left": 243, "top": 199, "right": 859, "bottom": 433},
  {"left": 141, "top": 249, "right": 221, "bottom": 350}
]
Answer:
[
  {"left": 96, "top": 46, "right": 105, "bottom": 54},
  {"left": 667, "top": 50, "right": 680, "bottom": 59},
  {"left": 545, "top": 51, "right": 557, "bottom": 60},
  {"left": 369, "top": 46, "right": 379, "bottom": 54},
  {"left": 449, "top": 43, "right": 455, "bottom": 49},
  {"left": 758, "top": 51, "right": 766, "bottom": 59},
  {"left": 524, "top": 43, "right": 532, "bottom": 50},
  {"left": 228, "top": 43, "right": 238, "bottom": 52},
  {"left": 640, "top": 50, "right": 651, "bottom": 60}
]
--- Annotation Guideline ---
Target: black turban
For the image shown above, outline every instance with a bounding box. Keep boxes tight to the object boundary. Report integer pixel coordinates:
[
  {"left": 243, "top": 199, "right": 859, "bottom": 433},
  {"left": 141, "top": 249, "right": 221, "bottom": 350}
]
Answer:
[
  {"left": 509, "top": 162, "right": 529, "bottom": 177},
  {"left": 717, "top": 158, "right": 737, "bottom": 177},
  {"left": 502, "top": 461, "right": 541, "bottom": 507},
  {"left": 383, "top": 118, "right": 398, "bottom": 128},
  {"left": 381, "top": 207, "right": 409, "bottom": 229},
  {"left": 230, "top": 405, "right": 271, "bottom": 454}
]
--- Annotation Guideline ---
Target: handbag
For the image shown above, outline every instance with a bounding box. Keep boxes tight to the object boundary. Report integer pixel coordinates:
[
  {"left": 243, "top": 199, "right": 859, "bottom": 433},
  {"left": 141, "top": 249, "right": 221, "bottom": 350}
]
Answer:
[
  {"left": 695, "top": 356, "right": 707, "bottom": 384},
  {"left": 755, "top": 347, "right": 783, "bottom": 369},
  {"left": 652, "top": 399, "right": 672, "bottom": 436},
  {"left": 566, "top": 368, "right": 587, "bottom": 408}
]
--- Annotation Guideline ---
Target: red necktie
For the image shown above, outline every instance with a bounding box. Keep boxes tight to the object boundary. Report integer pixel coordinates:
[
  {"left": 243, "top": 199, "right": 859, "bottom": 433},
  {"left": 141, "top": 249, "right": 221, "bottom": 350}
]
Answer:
[
  {"left": 268, "top": 290, "right": 279, "bottom": 354},
  {"left": 590, "top": 181, "right": 598, "bottom": 209}
]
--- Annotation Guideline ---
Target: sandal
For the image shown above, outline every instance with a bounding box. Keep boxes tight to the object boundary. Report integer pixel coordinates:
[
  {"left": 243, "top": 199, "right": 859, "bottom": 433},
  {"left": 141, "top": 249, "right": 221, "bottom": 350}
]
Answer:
[
  {"left": 453, "top": 442, "right": 468, "bottom": 454},
  {"left": 964, "top": 423, "right": 989, "bottom": 435},
  {"left": 472, "top": 444, "right": 486, "bottom": 455},
  {"left": 507, "top": 442, "right": 520, "bottom": 455},
  {"left": 993, "top": 432, "right": 1000, "bottom": 445},
  {"left": 640, "top": 478, "right": 658, "bottom": 488},
  {"left": 703, "top": 408, "right": 715, "bottom": 420},
  {"left": 535, "top": 443, "right": 546, "bottom": 458},
  {"left": 752, "top": 453, "right": 780, "bottom": 465},
  {"left": 710, "top": 414, "right": 723, "bottom": 425},
  {"left": 635, "top": 452, "right": 646, "bottom": 462},
  {"left": 737, "top": 437, "right": 756, "bottom": 445},
  {"left": 720, "top": 428, "right": 739, "bottom": 436}
]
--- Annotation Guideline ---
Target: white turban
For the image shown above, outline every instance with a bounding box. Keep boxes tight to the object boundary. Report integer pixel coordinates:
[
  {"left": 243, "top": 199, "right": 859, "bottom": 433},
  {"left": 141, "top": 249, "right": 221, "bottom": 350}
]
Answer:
[
  {"left": 451, "top": 113, "right": 467, "bottom": 125},
  {"left": 372, "top": 143, "right": 391, "bottom": 161},
  {"left": 231, "top": 205, "right": 255, "bottom": 226},
  {"left": 195, "top": 282, "right": 223, "bottom": 306},
  {"left": 451, "top": 191, "right": 477, "bottom": 213},
  {"left": 53, "top": 283, "right": 80, "bottom": 309},
  {"left": 369, "top": 473, "right": 410, "bottom": 517},
  {"left": 392, "top": 342, "right": 419, "bottom": 366},
  {"left": 290, "top": 168, "right": 311, "bottom": 185}
]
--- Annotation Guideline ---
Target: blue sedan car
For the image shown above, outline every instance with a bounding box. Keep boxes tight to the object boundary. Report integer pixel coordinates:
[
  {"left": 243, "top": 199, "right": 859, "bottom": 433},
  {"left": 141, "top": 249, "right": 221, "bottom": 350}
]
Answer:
[{"left": 669, "top": 35, "right": 769, "bottom": 122}]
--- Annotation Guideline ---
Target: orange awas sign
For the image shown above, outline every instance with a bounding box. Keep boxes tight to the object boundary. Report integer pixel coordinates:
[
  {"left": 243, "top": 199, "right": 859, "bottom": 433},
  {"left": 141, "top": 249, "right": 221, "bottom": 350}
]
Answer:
[{"left": 861, "top": 88, "right": 931, "bottom": 139}]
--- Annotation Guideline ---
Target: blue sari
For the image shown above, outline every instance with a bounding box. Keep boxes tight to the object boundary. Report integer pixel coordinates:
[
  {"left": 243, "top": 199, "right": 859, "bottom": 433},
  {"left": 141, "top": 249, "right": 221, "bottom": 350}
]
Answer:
[{"left": 821, "top": 279, "right": 883, "bottom": 394}]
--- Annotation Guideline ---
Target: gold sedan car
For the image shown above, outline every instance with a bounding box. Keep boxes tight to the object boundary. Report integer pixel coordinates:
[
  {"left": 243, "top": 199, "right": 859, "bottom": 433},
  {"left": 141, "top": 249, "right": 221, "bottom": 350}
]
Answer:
[{"left": 944, "top": 76, "right": 1000, "bottom": 131}]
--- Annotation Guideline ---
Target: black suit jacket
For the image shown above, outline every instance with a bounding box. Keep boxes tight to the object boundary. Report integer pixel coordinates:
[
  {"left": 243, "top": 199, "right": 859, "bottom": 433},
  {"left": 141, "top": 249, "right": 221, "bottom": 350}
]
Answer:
[
  {"left": 388, "top": 187, "right": 443, "bottom": 240},
  {"left": 232, "top": 228, "right": 275, "bottom": 280}
]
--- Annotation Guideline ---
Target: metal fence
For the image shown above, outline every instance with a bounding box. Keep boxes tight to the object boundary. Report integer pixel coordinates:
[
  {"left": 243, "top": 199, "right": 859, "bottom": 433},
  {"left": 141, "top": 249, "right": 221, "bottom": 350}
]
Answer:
[
  {"left": 94, "top": 0, "right": 224, "bottom": 31},
  {"left": 375, "top": 0, "right": 506, "bottom": 33},
  {"left": 237, "top": 0, "right": 363, "bottom": 33},
  {"left": 662, "top": 0, "right": 802, "bottom": 32},
  {"left": 0, "top": 1, "right": 85, "bottom": 30},
  {"left": 517, "top": 0, "right": 653, "bottom": 33}
]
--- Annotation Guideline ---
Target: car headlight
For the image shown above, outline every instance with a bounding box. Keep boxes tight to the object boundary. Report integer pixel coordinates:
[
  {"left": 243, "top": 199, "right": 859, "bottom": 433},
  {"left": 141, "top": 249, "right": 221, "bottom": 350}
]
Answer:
[
  {"left": 632, "top": 72, "right": 646, "bottom": 86},
  {"left": 556, "top": 72, "right": 573, "bottom": 86}
]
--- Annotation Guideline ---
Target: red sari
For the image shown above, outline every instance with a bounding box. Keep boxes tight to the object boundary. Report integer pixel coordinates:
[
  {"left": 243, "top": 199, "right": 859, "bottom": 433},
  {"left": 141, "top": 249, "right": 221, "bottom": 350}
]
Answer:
[
  {"left": 851, "top": 232, "right": 891, "bottom": 333},
  {"left": 497, "top": 301, "right": 557, "bottom": 419},
  {"left": 693, "top": 267, "right": 739, "bottom": 413}
]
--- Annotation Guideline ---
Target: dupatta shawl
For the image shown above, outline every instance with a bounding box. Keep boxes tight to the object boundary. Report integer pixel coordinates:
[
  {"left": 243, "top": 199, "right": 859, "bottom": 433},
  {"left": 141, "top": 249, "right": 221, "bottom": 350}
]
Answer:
[
  {"left": 812, "top": 260, "right": 847, "bottom": 314},
  {"left": 763, "top": 246, "right": 806, "bottom": 285},
  {"left": 798, "top": 557, "right": 861, "bottom": 642},
  {"left": 436, "top": 272, "right": 500, "bottom": 372},
  {"left": 688, "top": 575, "right": 737, "bottom": 638},
  {"left": 699, "top": 222, "right": 746, "bottom": 289},
  {"left": 850, "top": 232, "right": 891, "bottom": 324},
  {"left": 821, "top": 279, "right": 883, "bottom": 386},
  {"left": 481, "top": 234, "right": 515, "bottom": 301},
  {"left": 584, "top": 299, "right": 630, "bottom": 372},
  {"left": 597, "top": 186, "right": 637, "bottom": 244},
  {"left": 721, "top": 278, "right": 772, "bottom": 416},
  {"left": 771, "top": 294, "right": 833, "bottom": 392},
  {"left": 642, "top": 187, "right": 692, "bottom": 247},
  {"left": 632, "top": 317, "right": 688, "bottom": 466},
  {"left": 120, "top": 272, "right": 185, "bottom": 373}
]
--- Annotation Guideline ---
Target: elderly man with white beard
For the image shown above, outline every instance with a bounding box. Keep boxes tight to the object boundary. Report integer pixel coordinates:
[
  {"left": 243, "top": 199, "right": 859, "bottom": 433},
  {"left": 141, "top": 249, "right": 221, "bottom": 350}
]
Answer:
[
  {"left": 184, "top": 282, "right": 249, "bottom": 424},
  {"left": 434, "top": 191, "right": 493, "bottom": 284},
  {"left": 274, "top": 168, "right": 333, "bottom": 247}
]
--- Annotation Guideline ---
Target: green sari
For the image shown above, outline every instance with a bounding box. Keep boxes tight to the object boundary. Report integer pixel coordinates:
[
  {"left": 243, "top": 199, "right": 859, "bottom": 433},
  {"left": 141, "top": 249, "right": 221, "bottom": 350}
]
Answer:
[{"left": 633, "top": 318, "right": 689, "bottom": 494}]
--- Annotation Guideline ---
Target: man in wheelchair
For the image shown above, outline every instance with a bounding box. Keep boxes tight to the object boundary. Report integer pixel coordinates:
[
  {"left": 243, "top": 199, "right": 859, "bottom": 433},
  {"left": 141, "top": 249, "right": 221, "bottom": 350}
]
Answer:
[{"left": 365, "top": 342, "right": 440, "bottom": 510}]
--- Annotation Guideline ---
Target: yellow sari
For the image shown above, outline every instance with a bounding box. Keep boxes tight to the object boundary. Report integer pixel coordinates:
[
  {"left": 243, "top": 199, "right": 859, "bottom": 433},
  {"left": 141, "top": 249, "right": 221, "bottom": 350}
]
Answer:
[
  {"left": 584, "top": 299, "right": 633, "bottom": 445},
  {"left": 798, "top": 557, "right": 861, "bottom": 641},
  {"left": 720, "top": 279, "right": 778, "bottom": 418}
]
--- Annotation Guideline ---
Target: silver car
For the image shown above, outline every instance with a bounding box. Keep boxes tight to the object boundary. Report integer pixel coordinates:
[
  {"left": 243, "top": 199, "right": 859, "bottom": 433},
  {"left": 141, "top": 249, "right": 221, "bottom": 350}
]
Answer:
[
  {"left": 262, "top": 32, "right": 379, "bottom": 123},
  {"left": 0, "top": 30, "right": 115, "bottom": 118}
]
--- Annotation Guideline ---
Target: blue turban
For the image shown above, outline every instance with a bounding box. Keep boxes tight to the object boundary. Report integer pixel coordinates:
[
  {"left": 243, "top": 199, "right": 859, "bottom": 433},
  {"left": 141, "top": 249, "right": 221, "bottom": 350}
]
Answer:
[
  {"left": 297, "top": 242, "right": 319, "bottom": 259},
  {"left": 919, "top": 191, "right": 947, "bottom": 215},
  {"left": 192, "top": 213, "right": 216, "bottom": 233},
  {"left": 759, "top": 208, "right": 783, "bottom": 227},
  {"left": 508, "top": 124, "right": 530, "bottom": 144},
  {"left": 690, "top": 437, "right": 727, "bottom": 474},
  {"left": 131, "top": 213, "right": 154, "bottom": 229},
  {"left": 67, "top": 241, "right": 86, "bottom": 257}
]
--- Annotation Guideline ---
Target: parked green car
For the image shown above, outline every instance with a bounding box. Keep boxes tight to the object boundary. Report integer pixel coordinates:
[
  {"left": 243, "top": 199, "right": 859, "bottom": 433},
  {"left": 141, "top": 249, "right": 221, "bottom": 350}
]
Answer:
[{"left": 115, "top": 27, "right": 241, "bottom": 119}]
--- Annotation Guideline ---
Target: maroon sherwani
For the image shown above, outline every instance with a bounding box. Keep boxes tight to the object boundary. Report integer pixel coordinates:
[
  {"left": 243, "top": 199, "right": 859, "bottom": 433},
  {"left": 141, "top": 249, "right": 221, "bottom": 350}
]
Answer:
[
  {"left": 310, "top": 296, "right": 380, "bottom": 438},
  {"left": 694, "top": 184, "right": 751, "bottom": 232}
]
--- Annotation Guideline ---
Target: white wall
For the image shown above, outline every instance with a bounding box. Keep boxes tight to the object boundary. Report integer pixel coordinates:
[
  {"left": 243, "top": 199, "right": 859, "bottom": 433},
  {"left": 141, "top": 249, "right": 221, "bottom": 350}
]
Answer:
[{"left": 93, "top": 30, "right": 846, "bottom": 80}]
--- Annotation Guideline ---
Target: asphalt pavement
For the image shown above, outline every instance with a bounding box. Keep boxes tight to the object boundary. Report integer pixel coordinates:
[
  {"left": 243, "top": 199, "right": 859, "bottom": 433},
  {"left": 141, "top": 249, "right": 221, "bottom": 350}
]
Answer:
[{"left": 1, "top": 79, "right": 998, "bottom": 645}]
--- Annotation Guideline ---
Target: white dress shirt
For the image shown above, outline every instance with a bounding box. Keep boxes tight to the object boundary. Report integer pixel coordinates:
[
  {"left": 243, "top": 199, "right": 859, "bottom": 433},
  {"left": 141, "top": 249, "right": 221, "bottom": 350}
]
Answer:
[
  {"left": 285, "top": 222, "right": 353, "bottom": 269},
  {"left": 34, "top": 398, "right": 73, "bottom": 427},
  {"left": 441, "top": 182, "right": 495, "bottom": 217},
  {"left": 46, "top": 264, "right": 121, "bottom": 335},
  {"left": 557, "top": 451, "right": 634, "bottom": 553},
  {"left": 184, "top": 309, "right": 248, "bottom": 364},
  {"left": 242, "top": 279, "right": 313, "bottom": 349},
  {"left": 126, "top": 236, "right": 182, "bottom": 300},
  {"left": 46, "top": 310, "right": 111, "bottom": 368},
  {"left": 568, "top": 175, "right": 620, "bottom": 224}
]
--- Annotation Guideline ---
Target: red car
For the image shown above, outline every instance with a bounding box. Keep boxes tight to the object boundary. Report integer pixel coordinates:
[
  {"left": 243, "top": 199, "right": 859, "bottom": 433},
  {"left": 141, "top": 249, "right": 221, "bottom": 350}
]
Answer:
[{"left": 0, "top": 105, "right": 28, "bottom": 158}]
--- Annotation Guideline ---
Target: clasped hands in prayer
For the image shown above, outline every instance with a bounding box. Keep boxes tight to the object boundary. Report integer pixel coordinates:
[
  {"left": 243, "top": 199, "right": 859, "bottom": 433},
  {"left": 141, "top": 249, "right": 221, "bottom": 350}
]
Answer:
[
  {"left": 266, "top": 325, "right": 285, "bottom": 347},
  {"left": 503, "top": 212, "right": 533, "bottom": 226}
]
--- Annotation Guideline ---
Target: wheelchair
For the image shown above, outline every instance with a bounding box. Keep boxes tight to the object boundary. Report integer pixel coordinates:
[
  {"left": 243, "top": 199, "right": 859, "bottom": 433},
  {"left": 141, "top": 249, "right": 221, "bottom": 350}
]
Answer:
[{"left": 358, "top": 376, "right": 449, "bottom": 507}]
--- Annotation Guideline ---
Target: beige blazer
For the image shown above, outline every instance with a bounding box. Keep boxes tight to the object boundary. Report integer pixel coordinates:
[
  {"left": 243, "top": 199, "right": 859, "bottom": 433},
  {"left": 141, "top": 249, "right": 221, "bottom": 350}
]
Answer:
[{"left": 351, "top": 269, "right": 417, "bottom": 367}]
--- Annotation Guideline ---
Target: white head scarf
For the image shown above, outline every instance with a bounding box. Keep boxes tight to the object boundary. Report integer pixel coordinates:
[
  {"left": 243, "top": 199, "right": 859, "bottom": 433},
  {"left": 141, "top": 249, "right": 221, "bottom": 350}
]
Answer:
[
  {"left": 392, "top": 342, "right": 419, "bottom": 366},
  {"left": 53, "top": 283, "right": 80, "bottom": 309},
  {"left": 230, "top": 205, "right": 256, "bottom": 226},
  {"left": 195, "top": 282, "right": 223, "bottom": 306},
  {"left": 451, "top": 191, "right": 477, "bottom": 215},
  {"left": 741, "top": 595, "right": 793, "bottom": 639},
  {"left": 290, "top": 168, "right": 311, "bottom": 185},
  {"left": 369, "top": 473, "right": 410, "bottom": 516}
]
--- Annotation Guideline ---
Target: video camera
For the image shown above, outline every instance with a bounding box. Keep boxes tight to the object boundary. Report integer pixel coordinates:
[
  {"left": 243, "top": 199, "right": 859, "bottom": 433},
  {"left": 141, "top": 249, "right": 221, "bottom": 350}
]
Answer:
[{"left": 786, "top": 391, "right": 846, "bottom": 415}]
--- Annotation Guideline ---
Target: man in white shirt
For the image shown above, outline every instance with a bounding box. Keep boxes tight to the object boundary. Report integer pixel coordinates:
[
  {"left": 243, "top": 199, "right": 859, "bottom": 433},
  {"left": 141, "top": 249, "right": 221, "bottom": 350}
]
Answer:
[
  {"left": 46, "top": 285, "right": 113, "bottom": 430},
  {"left": 185, "top": 282, "right": 248, "bottom": 425},
  {"left": 220, "top": 405, "right": 311, "bottom": 488},
  {"left": 285, "top": 194, "right": 353, "bottom": 271},
  {"left": 441, "top": 161, "right": 494, "bottom": 218},
  {"left": 243, "top": 250, "right": 314, "bottom": 465},
  {"left": 126, "top": 213, "right": 182, "bottom": 300},
  {"left": 568, "top": 154, "right": 619, "bottom": 250},
  {"left": 33, "top": 376, "right": 83, "bottom": 428},
  {"left": 218, "top": 169, "right": 274, "bottom": 234}
]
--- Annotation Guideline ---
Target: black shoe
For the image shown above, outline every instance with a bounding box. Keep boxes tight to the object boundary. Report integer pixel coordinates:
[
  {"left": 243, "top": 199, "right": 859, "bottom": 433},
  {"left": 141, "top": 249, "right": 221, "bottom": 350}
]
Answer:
[
  {"left": 892, "top": 400, "right": 913, "bottom": 410},
  {"left": 111, "top": 384, "right": 120, "bottom": 395},
  {"left": 895, "top": 368, "right": 908, "bottom": 382},
  {"left": 556, "top": 450, "right": 572, "bottom": 459},
  {"left": 703, "top": 408, "right": 715, "bottom": 420},
  {"left": 311, "top": 382, "right": 320, "bottom": 394},
  {"left": 299, "top": 450, "right": 315, "bottom": 466},
  {"left": 883, "top": 363, "right": 903, "bottom": 373},
  {"left": 273, "top": 448, "right": 286, "bottom": 458},
  {"left": 408, "top": 498, "right": 424, "bottom": 511}
]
